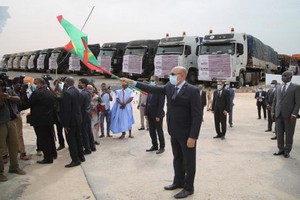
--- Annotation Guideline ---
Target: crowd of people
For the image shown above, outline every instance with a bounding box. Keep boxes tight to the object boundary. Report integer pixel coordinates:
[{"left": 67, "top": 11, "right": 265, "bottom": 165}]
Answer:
[{"left": 1, "top": 66, "right": 299, "bottom": 199}]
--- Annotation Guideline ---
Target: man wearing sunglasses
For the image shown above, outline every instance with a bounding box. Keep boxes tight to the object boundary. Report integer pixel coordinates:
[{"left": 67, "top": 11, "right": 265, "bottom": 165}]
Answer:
[{"left": 120, "top": 66, "right": 202, "bottom": 199}]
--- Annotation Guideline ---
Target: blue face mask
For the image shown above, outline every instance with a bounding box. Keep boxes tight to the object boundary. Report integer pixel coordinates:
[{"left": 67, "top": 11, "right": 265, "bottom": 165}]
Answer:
[
  {"left": 225, "top": 85, "right": 229, "bottom": 90},
  {"left": 169, "top": 75, "right": 178, "bottom": 85},
  {"left": 31, "top": 84, "right": 37, "bottom": 91},
  {"left": 217, "top": 85, "right": 222, "bottom": 90},
  {"left": 149, "top": 81, "right": 156, "bottom": 86}
]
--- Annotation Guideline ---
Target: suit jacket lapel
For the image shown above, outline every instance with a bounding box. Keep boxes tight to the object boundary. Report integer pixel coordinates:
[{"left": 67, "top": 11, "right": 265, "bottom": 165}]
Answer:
[{"left": 177, "top": 82, "right": 188, "bottom": 97}]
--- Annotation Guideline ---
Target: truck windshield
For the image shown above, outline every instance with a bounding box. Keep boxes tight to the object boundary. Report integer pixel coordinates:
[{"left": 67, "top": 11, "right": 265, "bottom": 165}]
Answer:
[
  {"left": 99, "top": 50, "right": 115, "bottom": 57},
  {"left": 50, "top": 52, "right": 60, "bottom": 59},
  {"left": 124, "top": 48, "right": 145, "bottom": 56},
  {"left": 156, "top": 45, "right": 184, "bottom": 55},
  {"left": 200, "top": 44, "right": 235, "bottom": 55}
]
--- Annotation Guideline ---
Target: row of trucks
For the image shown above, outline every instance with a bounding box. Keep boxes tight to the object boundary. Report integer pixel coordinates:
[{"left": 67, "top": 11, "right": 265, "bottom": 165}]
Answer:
[{"left": 1, "top": 29, "right": 282, "bottom": 87}]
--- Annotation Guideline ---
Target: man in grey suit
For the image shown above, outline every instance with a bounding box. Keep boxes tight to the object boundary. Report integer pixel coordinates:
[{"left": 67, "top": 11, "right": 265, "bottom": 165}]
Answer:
[{"left": 272, "top": 71, "right": 300, "bottom": 158}]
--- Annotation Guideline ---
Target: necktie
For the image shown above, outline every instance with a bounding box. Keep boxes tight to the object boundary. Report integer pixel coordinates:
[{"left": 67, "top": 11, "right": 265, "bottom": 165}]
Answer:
[
  {"left": 172, "top": 87, "right": 178, "bottom": 100},
  {"left": 282, "top": 84, "right": 286, "bottom": 96},
  {"left": 218, "top": 90, "right": 221, "bottom": 97}
]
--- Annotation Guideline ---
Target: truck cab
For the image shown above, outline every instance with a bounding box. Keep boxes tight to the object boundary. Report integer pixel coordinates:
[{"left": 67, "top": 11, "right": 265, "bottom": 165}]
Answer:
[
  {"left": 7, "top": 54, "right": 16, "bottom": 71},
  {"left": 27, "top": 50, "right": 41, "bottom": 71},
  {"left": 98, "top": 42, "right": 128, "bottom": 78},
  {"left": 0, "top": 54, "right": 11, "bottom": 71},
  {"left": 13, "top": 52, "right": 24, "bottom": 71},
  {"left": 122, "top": 40, "right": 159, "bottom": 80},
  {"left": 49, "top": 47, "right": 70, "bottom": 74},
  {"left": 198, "top": 31, "right": 278, "bottom": 87},
  {"left": 155, "top": 34, "right": 202, "bottom": 84},
  {"left": 37, "top": 48, "right": 53, "bottom": 72},
  {"left": 289, "top": 54, "right": 300, "bottom": 75},
  {"left": 20, "top": 51, "right": 33, "bottom": 71}
]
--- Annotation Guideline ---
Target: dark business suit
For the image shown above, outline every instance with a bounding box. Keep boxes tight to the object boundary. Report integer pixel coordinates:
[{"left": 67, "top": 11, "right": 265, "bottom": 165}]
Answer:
[
  {"left": 80, "top": 88, "right": 95, "bottom": 152},
  {"left": 266, "top": 87, "right": 276, "bottom": 131},
  {"left": 29, "top": 87, "right": 56, "bottom": 162},
  {"left": 200, "top": 90, "right": 207, "bottom": 117},
  {"left": 136, "top": 81, "right": 202, "bottom": 192},
  {"left": 272, "top": 83, "right": 300, "bottom": 154},
  {"left": 145, "top": 91, "right": 165, "bottom": 149},
  {"left": 255, "top": 90, "right": 267, "bottom": 119},
  {"left": 212, "top": 89, "right": 230, "bottom": 137},
  {"left": 61, "top": 86, "right": 84, "bottom": 163}
]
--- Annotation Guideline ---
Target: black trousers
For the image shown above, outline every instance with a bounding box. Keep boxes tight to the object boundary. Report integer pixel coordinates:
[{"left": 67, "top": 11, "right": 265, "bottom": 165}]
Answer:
[
  {"left": 257, "top": 103, "right": 266, "bottom": 119},
  {"left": 171, "top": 136, "right": 196, "bottom": 192},
  {"left": 81, "top": 119, "right": 96, "bottom": 151},
  {"left": 148, "top": 117, "right": 165, "bottom": 149},
  {"left": 55, "top": 121, "right": 64, "bottom": 147},
  {"left": 34, "top": 125, "right": 57, "bottom": 162},
  {"left": 214, "top": 109, "right": 227, "bottom": 136},
  {"left": 267, "top": 108, "right": 273, "bottom": 130},
  {"left": 66, "top": 125, "right": 84, "bottom": 162}
]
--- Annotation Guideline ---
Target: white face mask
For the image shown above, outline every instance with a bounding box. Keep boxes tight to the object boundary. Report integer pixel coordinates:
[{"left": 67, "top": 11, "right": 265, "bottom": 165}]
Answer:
[
  {"left": 270, "top": 84, "right": 275, "bottom": 88},
  {"left": 58, "top": 82, "right": 64, "bottom": 91},
  {"left": 217, "top": 85, "right": 222, "bottom": 90},
  {"left": 169, "top": 75, "right": 178, "bottom": 85},
  {"left": 149, "top": 81, "right": 156, "bottom": 86},
  {"left": 31, "top": 84, "right": 37, "bottom": 91}
]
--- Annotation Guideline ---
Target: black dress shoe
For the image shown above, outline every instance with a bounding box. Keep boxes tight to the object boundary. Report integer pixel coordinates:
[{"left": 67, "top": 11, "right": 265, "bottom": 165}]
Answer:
[
  {"left": 220, "top": 136, "right": 225, "bottom": 140},
  {"left": 156, "top": 148, "right": 165, "bottom": 154},
  {"left": 265, "top": 129, "right": 271, "bottom": 132},
  {"left": 80, "top": 157, "right": 86, "bottom": 162},
  {"left": 284, "top": 152, "right": 290, "bottom": 158},
  {"left": 213, "top": 135, "right": 222, "bottom": 139},
  {"left": 65, "top": 161, "right": 81, "bottom": 168},
  {"left": 146, "top": 146, "right": 158, "bottom": 152},
  {"left": 174, "top": 189, "right": 194, "bottom": 199},
  {"left": 56, "top": 146, "right": 65, "bottom": 151},
  {"left": 164, "top": 183, "right": 184, "bottom": 190},
  {"left": 138, "top": 127, "right": 145, "bottom": 130},
  {"left": 37, "top": 160, "right": 53, "bottom": 164},
  {"left": 273, "top": 151, "right": 284, "bottom": 156},
  {"left": 270, "top": 137, "right": 277, "bottom": 140}
]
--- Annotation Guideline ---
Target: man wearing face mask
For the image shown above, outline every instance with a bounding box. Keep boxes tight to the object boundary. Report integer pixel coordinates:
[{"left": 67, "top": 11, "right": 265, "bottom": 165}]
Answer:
[
  {"left": 272, "top": 71, "right": 300, "bottom": 158},
  {"left": 265, "top": 80, "right": 277, "bottom": 134},
  {"left": 255, "top": 87, "right": 267, "bottom": 119},
  {"left": 120, "top": 66, "right": 201, "bottom": 199},
  {"left": 212, "top": 81, "right": 230, "bottom": 139},
  {"left": 145, "top": 75, "right": 165, "bottom": 154}
]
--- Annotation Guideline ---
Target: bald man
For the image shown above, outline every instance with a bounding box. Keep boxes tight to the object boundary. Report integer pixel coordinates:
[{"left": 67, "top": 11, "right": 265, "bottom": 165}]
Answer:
[{"left": 121, "top": 66, "right": 202, "bottom": 199}]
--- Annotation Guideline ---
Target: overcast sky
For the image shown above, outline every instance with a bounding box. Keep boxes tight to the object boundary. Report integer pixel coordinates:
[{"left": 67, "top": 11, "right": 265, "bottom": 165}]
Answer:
[{"left": 0, "top": 0, "right": 299, "bottom": 57}]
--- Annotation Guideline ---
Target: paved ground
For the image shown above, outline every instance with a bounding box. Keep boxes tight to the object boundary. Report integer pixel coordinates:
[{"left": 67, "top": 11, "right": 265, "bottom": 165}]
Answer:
[{"left": 0, "top": 72, "right": 299, "bottom": 200}]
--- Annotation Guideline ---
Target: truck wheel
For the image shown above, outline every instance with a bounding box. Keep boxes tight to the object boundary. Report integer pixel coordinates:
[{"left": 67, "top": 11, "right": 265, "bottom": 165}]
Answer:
[
  {"left": 238, "top": 72, "right": 245, "bottom": 87},
  {"left": 187, "top": 70, "right": 197, "bottom": 85}
]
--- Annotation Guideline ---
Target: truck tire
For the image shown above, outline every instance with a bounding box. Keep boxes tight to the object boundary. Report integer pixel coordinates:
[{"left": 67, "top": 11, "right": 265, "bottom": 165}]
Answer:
[
  {"left": 238, "top": 72, "right": 245, "bottom": 87},
  {"left": 187, "top": 70, "right": 197, "bottom": 85}
]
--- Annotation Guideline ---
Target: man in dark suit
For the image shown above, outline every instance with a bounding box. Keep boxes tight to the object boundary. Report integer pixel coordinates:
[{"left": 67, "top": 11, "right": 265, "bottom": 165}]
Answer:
[
  {"left": 272, "top": 71, "right": 300, "bottom": 158},
  {"left": 212, "top": 81, "right": 230, "bottom": 139},
  {"left": 28, "top": 78, "right": 56, "bottom": 164},
  {"left": 61, "top": 77, "right": 85, "bottom": 167},
  {"left": 145, "top": 75, "right": 165, "bottom": 154},
  {"left": 78, "top": 78, "right": 96, "bottom": 154},
  {"left": 265, "top": 80, "right": 277, "bottom": 135},
  {"left": 255, "top": 87, "right": 267, "bottom": 119},
  {"left": 198, "top": 85, "right": 206, "bottom": 121},
  {"left": 121, "top": 66, "right": 202, "bottom": 199}
]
